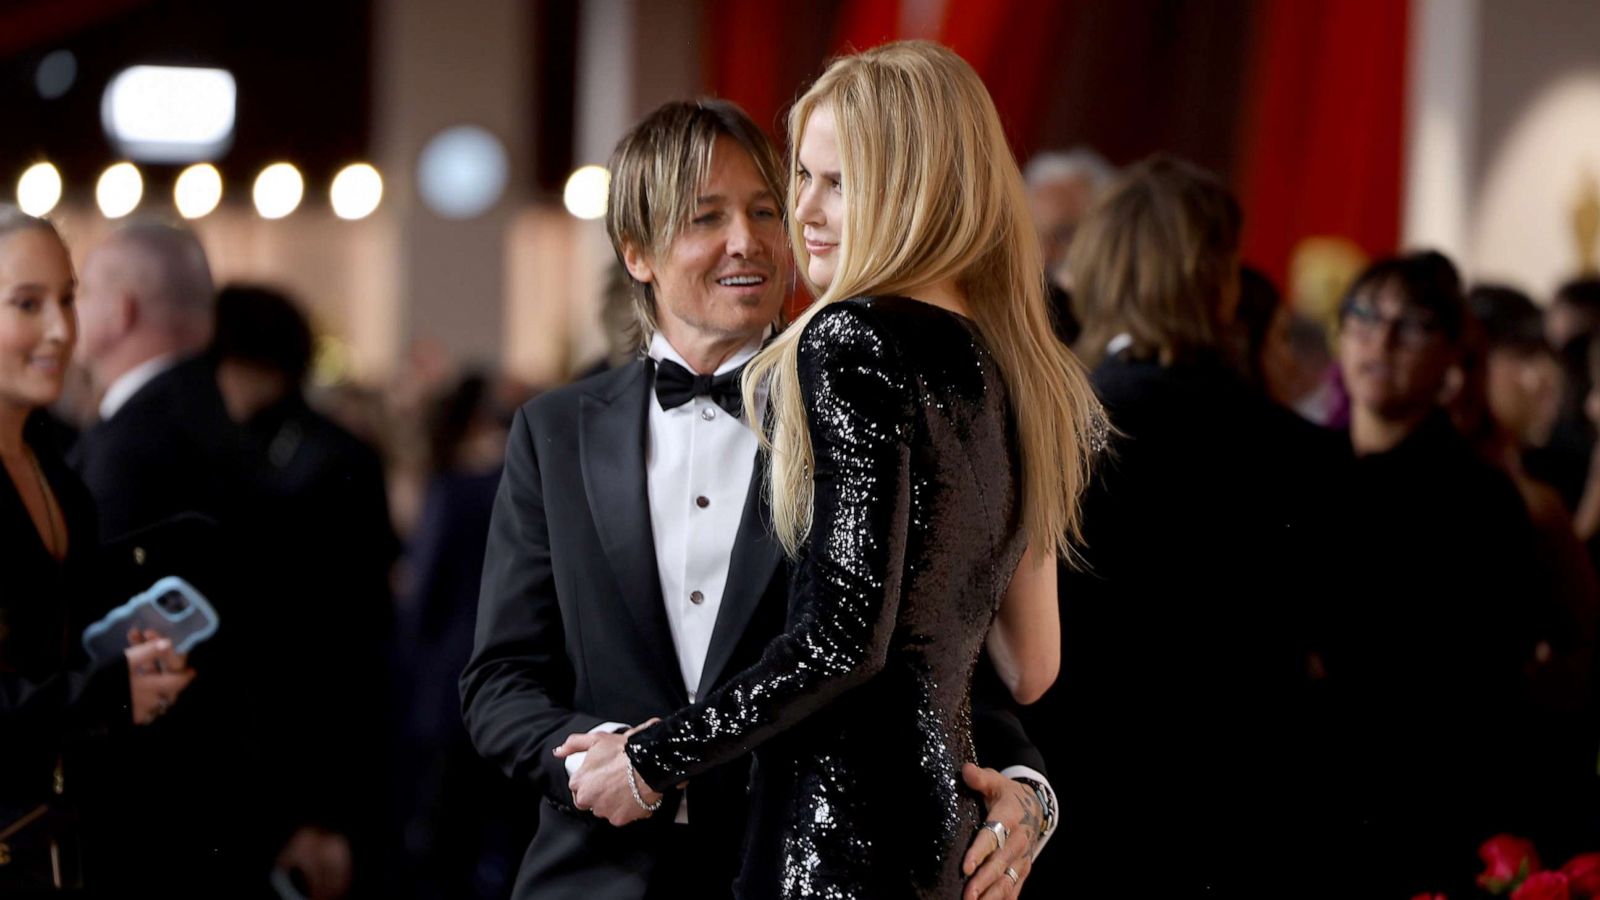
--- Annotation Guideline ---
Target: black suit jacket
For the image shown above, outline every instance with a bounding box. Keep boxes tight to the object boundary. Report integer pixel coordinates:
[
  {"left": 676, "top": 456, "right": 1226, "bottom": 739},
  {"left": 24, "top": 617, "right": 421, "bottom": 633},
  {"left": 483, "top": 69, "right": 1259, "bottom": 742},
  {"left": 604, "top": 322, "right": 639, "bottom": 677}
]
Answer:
[
  {"left": 70, "top": 356, "right": 259, "bottom": 547},
  {"left": 462, "top": 359, "right": 1043, "bottom": 900},
  {"left": 1022, "top": 355, "right": 1341, "bottom": 896},
  {"left": 0, "top": 414, "right": 129, "bottom": 891},
  {"left": 67, "top": 354, "right": 286, "bottom": 893}
]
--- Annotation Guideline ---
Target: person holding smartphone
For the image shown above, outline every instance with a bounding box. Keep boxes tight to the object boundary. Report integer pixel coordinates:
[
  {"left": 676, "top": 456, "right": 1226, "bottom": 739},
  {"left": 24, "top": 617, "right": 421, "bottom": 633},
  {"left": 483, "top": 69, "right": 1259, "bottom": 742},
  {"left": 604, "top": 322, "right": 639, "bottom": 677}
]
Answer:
[{"left": 0, "top": 206, "right": 195, "bottom": 891}]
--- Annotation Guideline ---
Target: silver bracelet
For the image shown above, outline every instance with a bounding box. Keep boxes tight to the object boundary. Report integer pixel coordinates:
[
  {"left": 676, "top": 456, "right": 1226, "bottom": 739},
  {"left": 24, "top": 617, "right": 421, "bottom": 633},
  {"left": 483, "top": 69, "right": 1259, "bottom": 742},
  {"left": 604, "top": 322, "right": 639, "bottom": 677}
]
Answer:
[{"left": 625, "top": 755, "right": 663, "bottom": 813}]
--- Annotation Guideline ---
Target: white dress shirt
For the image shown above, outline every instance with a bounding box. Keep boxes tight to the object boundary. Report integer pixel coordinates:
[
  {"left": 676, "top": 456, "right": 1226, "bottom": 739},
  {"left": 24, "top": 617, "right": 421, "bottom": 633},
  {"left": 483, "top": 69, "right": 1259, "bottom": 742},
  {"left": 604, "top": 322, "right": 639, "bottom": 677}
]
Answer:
[
  {"left": 644, "top": 331, "right": 763, "bottom": 700},
  {"left": 98, "top": 353, "right": 179, "bottom": 421},
  {"left": 566, "top": 332, "right": 763, "bottom": 823}
]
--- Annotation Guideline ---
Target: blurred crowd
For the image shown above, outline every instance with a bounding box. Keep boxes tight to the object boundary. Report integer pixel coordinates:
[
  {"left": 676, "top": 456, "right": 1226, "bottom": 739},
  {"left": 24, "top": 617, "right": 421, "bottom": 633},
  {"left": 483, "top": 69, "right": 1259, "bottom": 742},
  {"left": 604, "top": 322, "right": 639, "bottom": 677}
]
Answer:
[
  {"left": 4, "top": 139, "right": 1600, "bottom": 899},
  {"left": 1021, "top": 152, "right": 1600, "bottom": 897}
]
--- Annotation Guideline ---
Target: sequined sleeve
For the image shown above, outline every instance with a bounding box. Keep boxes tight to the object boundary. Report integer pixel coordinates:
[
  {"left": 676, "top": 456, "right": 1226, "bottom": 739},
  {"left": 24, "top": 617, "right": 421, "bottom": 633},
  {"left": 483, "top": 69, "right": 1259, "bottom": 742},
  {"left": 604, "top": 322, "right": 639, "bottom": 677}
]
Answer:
[{"left": 627, "top": 301, "right": 915, "bottom": 790}]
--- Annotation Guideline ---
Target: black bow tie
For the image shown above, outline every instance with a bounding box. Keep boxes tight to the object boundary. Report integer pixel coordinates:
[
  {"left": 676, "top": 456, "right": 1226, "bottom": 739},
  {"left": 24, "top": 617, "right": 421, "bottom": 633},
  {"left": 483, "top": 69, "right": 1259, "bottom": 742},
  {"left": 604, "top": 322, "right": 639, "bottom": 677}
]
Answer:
[{"left": 654, "top": 358, "right": 746, "bottom": 417}]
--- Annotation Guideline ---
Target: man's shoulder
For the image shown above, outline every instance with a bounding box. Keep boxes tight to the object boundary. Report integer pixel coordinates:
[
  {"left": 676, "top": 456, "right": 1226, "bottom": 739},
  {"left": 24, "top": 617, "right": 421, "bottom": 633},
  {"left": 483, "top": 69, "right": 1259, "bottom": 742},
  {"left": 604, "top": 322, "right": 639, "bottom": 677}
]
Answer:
[
  {"left": 109, "top": 355, "right": 225, "bottom": 428},
  {"left": 521, "top": 358, "right": 648, "bottom": 427}
]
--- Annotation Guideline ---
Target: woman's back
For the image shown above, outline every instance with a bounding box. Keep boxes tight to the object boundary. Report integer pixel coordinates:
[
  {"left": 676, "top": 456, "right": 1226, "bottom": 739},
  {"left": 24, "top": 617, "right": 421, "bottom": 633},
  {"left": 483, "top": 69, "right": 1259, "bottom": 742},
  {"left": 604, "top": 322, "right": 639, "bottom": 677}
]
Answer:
[{"left": 630, "top": 298, "right": 1025, "bottom": 899}]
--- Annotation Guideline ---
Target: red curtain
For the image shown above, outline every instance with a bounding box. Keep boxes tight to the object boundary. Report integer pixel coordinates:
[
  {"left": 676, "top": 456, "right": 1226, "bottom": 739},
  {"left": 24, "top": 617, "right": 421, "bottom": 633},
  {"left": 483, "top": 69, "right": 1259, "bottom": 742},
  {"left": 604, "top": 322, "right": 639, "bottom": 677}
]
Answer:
[
  {"left": 832, "top": 0, "right": 900, "bottom": 53},
  {"left": 1235, "top": 0, "right": 1411, "bottom": 287},
  {"left": 705, "top": 0, "right": 789, "bottom": 137},
  {"left": 704, "top": 0, "right": 1412, "bottom": 295},
  {"left": 939, "top": 0, "right": 1074, "bottom": 155}
]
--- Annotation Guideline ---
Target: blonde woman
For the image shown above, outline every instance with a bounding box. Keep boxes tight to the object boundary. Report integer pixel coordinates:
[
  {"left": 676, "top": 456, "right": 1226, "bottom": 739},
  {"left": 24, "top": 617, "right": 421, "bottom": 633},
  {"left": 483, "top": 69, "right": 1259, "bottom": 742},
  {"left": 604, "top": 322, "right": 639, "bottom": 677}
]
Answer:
[
  {"left": 564, "top": 43, "right": 1101, "bottom": 898},
  {"left": 0, "top": 208, "right": 196, "bottom": 889}
]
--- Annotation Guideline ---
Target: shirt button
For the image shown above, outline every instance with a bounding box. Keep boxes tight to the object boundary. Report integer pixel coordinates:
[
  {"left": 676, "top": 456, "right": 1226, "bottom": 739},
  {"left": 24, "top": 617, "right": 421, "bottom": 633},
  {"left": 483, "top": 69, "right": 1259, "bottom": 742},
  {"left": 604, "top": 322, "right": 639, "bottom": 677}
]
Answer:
[
  {"left": 701, "top": 407, "right": 716, "bottom": 421},
  {"left": 695, "top": 496, "right": 709, "bottom": 509},
  {"left": 690, "top": 590, "right": 705, "bottom": 605}
]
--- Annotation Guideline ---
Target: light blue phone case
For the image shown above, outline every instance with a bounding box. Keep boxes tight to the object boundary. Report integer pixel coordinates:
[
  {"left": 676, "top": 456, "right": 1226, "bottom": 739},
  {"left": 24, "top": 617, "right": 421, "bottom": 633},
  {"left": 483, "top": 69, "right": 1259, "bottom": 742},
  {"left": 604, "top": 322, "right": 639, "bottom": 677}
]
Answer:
[{"left": 81, "top": 576, "right": 220, "bottom": 666}]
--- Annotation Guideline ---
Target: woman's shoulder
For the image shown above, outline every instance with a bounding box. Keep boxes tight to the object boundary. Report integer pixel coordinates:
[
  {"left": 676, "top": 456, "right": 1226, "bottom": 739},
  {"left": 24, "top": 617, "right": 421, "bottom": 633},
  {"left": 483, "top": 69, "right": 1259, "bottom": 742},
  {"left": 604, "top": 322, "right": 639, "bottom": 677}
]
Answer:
[
  {"left": 800, "top": 295, "right": 969, "bottom": 351},
  {"left": 799, "top": 297, "right": 899, "bottom": 360},
  {"left": 795, "top": 299, "right": 918, "bottom": 410}
]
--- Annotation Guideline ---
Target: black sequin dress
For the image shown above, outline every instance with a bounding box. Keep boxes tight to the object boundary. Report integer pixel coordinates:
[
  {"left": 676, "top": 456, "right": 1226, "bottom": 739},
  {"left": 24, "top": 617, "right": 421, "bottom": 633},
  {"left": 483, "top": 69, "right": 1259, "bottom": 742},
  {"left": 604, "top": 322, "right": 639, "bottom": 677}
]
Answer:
[{"left": 627, "top": 297, "right": 1027, "bottom": 899}]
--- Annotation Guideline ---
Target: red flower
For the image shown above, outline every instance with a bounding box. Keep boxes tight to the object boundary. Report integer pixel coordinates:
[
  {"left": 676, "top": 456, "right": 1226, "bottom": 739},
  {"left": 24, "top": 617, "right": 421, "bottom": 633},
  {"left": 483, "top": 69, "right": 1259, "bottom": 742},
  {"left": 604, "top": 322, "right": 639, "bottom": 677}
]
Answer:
[
  {"left": 1513, "top": 872, "right": 1571, "bottom": 900},
  {"left": 1561, "top": 853, "right": 1600, "bottom": 899},
  {"left": 1410, "top": 894, "right": 1448, "bottom": 900},
  {"left": 1481, "top": 834, "right": 1543, "bottom": 894}
]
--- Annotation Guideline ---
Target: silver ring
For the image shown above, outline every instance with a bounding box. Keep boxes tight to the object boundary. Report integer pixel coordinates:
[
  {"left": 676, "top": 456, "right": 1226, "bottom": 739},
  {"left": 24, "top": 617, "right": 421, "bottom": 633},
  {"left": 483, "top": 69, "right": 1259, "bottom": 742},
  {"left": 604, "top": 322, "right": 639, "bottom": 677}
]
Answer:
[
  {"left": 1004, "top": 865, "right": 1019, "bottom": 886},
  {"left": 981, "top": 820, "right": 1008, "bottom": 851}
]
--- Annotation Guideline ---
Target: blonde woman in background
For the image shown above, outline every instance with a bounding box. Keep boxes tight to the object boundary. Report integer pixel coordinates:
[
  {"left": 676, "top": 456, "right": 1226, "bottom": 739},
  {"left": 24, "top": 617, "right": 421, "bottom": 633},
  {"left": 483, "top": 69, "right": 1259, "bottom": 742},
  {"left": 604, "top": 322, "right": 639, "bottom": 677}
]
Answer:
[
  {"left": 1021, "top": 157, "right": 1346, "bottom": 895},
  {"left": 559, "top": 41, "right": 1102, "bottom": 899},
  {"left": 0, "top": 208, "right": 195, "bottom": 891}
]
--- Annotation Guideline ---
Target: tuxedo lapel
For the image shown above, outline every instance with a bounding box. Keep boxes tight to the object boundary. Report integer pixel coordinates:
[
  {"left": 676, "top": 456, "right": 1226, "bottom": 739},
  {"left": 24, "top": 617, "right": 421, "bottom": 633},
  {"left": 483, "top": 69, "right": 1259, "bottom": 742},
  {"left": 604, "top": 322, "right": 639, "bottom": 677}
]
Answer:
[
  {"left": 578, "top": 362, "right": 686, "bottom": 704},
  {"left": 696, "top": 458, "right": 785, "bottom": 697}
]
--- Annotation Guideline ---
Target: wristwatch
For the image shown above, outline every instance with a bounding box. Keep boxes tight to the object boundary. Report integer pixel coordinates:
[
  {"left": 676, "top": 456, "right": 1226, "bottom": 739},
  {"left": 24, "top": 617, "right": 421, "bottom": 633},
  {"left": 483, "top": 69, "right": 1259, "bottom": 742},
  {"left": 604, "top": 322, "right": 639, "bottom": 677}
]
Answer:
[{"left": 1011, "top": 776, "right": 1055, "bottom": 840}]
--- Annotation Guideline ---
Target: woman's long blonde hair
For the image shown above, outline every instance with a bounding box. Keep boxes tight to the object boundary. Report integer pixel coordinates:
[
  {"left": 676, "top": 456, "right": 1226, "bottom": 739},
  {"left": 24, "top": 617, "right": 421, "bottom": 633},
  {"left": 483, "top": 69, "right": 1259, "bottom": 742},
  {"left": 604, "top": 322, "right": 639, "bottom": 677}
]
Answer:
[{"left": 742, "top": 40, "right": 1103, "bottom": 561}]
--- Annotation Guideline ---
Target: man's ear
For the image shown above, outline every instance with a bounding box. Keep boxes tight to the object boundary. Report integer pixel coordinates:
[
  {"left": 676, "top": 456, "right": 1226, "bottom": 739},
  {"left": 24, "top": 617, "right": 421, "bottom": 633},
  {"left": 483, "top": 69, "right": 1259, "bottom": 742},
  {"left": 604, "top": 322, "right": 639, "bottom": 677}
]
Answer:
[
  {"left": 621, "top": 241, "right": 655, "bottom": 286},
  {"left": 112, "top": 291, "right": 139, "bottom": 339}
]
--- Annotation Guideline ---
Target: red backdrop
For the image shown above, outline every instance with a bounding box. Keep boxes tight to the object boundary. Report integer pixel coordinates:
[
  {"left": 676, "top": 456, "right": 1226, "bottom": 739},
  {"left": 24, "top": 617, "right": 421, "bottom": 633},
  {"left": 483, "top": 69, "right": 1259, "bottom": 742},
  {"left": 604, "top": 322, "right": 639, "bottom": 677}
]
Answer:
[{"left": 704, "top": 0, "right": 1412, "bottom": 292}]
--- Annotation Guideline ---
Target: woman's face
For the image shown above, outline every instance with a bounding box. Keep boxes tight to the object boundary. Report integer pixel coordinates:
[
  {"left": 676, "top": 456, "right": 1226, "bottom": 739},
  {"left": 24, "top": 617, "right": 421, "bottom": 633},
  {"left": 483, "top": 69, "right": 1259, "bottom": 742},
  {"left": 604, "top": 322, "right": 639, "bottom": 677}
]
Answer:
[
  {"left": 794, "top": 105, "right": 845, "bottom": 292},
  {"left": 1259, "top": 305, "right": 1303, "bottom": 406},
  {"left": 0, "top": 228, "right": 77, "bottom": 414},
  {"left": 1486, "top": 348, "right": 1560, "bottom": 446}
]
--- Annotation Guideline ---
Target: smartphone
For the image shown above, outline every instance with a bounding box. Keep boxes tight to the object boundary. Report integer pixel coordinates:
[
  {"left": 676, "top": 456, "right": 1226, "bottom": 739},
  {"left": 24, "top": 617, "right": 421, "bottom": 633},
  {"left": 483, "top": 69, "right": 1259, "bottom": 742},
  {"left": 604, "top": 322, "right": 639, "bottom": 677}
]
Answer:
[{"left": 81, "top": 576, "right": 220, "bottom": 666}]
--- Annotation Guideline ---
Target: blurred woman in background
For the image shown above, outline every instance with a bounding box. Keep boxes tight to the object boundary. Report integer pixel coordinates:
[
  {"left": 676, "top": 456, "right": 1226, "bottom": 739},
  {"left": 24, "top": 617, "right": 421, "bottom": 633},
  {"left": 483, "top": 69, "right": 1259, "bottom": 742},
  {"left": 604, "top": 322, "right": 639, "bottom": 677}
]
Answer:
[
  {"left": 0, "top": 207, "right": 195, "bottom": 891},
  {"left": 1022, "top": 155, "right": 1338, "bottom": 895}
]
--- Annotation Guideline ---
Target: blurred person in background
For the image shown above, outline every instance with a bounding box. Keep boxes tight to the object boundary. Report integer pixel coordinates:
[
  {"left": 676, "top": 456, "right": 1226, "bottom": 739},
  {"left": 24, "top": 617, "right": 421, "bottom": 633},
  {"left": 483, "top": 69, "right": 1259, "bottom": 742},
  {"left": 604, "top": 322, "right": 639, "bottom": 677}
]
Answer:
[
  {"left": 70, "top": 222, "right": 253, "bottom": 543},
  {"left": 1454, "top": 286, "right": 1597, "bottom": 801},
  {"left": 1545, "top": 276, "right": 1600, "bottom": 354},
  {"left": 1025, "top": 147, "right": 1115, "bottom": 345},
  {"left": 1529, "top": 278, "right": 1600, "bottom": 512},
  {"left": 211, "top": 283, "right": 400, "bottom": 899},
  {"left": 1325, "top": 251, "right": 1559, "bottom": 894},
  {"left": 1022, "top": 155, "right": 1338, "bottom": 895},
  {"left": 68, "top": 219, "right": 274, "bottom": 894},
  {"left": 393, "top": 371, "right": 527, "bottom": 900},
  {"left": 1230, "top": 264, "right": 1335, "bottom": 414},
  {"left": 1468, "top": 286, "right": 1564, "bottom": 460},
  {"left": 1024, "top": 146, "right": 1115, "bottom": 289},
  {"left": 384, "top": 338, "right": 460, "bottom": 538},
  {"left": 1577, "top": 341, "right": 1600, "bottom": 547},
  {"left": 577, "top": 262, "right": 646, "bottom": 378},
  {"left": 70, "top": 221, "right": 340, "bottom": 895},
  {"left": 0, "top": 207, "right": 196, "bottom": 892}
]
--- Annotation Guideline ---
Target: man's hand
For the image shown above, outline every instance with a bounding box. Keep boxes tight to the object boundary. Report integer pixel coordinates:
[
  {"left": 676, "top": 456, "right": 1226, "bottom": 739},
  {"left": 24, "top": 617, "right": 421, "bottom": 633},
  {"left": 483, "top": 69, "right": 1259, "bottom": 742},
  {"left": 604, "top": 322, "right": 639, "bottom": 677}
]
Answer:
[
  {"left": 275, "top": 825, "right": 352, "bottom": 900},
  {"left": 555, "top": 722, "right": 662, "bottom": 826},
  {"left": 962, "top": 763, "right": 1042, "bottom": 900}
]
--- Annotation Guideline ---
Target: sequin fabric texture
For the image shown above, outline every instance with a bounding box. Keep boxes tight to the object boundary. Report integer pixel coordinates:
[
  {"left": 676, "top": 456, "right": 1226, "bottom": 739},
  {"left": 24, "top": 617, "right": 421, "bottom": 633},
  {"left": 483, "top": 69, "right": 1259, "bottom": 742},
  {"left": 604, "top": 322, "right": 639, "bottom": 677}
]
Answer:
[{"left": 627, "top": 297, "right": 1027, "bottom": 899}]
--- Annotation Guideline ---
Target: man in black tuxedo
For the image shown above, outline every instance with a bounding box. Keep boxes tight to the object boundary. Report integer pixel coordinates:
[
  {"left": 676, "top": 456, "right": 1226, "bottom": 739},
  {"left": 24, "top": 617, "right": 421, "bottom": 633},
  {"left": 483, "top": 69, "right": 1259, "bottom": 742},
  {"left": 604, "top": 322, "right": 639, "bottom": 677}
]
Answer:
[
  {"left": 71, "top": 222, "right": 255, "bottom": 544},
  {"left": 69, "top": 222, "right": 347, "bottom": 896},
  {"left": 461, "top": 99, "right": 1058, "bottom": 900}
]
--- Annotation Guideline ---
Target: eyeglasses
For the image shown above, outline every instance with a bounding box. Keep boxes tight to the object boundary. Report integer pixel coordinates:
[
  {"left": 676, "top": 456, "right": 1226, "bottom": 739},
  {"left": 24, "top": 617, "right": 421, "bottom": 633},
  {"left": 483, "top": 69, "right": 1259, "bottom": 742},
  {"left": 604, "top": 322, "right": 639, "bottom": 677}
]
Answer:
[{"left": 1340, "top": 300, "right": 1442, "bottom": 348}]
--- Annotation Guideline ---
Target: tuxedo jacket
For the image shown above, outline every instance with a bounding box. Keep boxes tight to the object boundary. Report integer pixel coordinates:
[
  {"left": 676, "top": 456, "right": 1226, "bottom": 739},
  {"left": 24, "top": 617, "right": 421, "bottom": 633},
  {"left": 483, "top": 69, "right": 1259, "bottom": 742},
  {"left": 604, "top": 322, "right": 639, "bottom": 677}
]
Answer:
[
  {"left": 67, "top": 354, "right": 291, "bottom": 891},
  {"left": 461, "top": 358, "right": 1043, "bottom": 900}
]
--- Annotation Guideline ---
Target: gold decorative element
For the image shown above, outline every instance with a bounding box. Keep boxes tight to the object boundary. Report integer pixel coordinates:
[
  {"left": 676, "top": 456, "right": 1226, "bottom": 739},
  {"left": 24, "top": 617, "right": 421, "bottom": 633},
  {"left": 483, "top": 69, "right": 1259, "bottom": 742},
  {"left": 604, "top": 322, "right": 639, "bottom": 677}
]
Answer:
[
  {"left": 1289, "top": 236, "right": 1369, "bottom": 333},
  {"left": 1573, "top": 167, "right": 1600, "bottom": 276}
]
